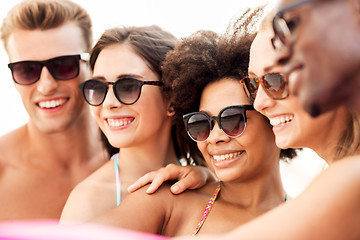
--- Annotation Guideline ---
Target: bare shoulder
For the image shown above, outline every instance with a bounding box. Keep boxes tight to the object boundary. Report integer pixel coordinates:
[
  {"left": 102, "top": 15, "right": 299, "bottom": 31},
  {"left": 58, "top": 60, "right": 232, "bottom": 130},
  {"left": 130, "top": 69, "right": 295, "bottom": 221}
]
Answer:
[
  {"left": 310, "top": 155, "right": 360, "bottom": 197},
  {"left": 0, "top": 126, "right": 28, "bottom": 169},
  {"left": 94, "top": 182, "right": 215, "bottom": 236},
  {"left": 60, "top": 160, "right": 115, "bottom": 223},
  {"left": 92, "top": 182, "right": 177, "bottom": 234},
  {"left": 225, "top": 156, "right": 360, "bottom": 240}
]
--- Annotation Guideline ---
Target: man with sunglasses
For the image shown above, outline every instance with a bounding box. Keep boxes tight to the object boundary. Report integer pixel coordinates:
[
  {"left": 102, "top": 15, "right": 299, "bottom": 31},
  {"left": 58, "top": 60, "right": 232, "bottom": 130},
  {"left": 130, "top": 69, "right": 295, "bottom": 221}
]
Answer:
[
  {"left": 0, "top": 0, "right": 109, "bottom": 220},
  {"left": 272, "top": 0, "right": 360, "bottom": 117}
]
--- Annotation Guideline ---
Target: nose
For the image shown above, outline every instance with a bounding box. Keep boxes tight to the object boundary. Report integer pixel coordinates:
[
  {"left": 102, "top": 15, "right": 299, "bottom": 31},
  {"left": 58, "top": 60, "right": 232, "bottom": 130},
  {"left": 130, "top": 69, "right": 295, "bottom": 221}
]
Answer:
[
  {"left": 253, "top": 84, "right": 276, "bottom": 113},
  {"left": 36, "top": 66, "right": 58, "bottom": 95},
  {"left": 206, "top": 120, "right": 230, "bottom": 144},
  {"left": 102, "top": 85, "right": 122, "bottom": 109}
]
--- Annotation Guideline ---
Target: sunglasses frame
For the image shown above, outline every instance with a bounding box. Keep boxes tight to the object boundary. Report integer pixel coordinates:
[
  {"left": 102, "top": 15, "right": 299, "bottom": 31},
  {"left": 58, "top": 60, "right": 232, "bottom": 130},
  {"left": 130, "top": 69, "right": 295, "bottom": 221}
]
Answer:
[
  {"left": 183, "top": 105, "right": 255, "bottom": 142},
  {"left": 271, "top": 0, "right": 318, "bottom": 50},
  {"left": 8, "top": 53, "right": 89, "bottom": 85},
  {"left": 78, "top": 77, "right": 164, "bottom": 106},
  {"left": 242, "top": 73, "right": 289, "bottom": 101}
]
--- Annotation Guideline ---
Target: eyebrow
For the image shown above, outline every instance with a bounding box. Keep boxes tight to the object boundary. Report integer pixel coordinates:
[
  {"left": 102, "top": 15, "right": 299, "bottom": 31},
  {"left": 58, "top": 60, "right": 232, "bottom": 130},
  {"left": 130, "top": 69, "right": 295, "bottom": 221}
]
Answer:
[
  {"left": 247, "top": 71, "right": 258, "bottom": 77},
  {"left": 264, "top": 65, "right": 275, "bottom": 74}
]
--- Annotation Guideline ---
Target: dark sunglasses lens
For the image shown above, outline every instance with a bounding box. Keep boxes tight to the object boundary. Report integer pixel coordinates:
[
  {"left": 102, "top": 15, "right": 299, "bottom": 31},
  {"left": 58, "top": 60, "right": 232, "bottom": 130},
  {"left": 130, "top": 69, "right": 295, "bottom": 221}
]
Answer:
[
  {"left": 115, "top": 78, "right": 141, "bottom": 104},
  {"left": 220, "top": 107, "right": 245, "bottom": 137},
  {"left": 263, "top": 73, "right": 288, "bottom": 99},
  {"left": 243, "top": 77, "right": 258, "bottom": 101},
  {"left": 186, "top": 113, "right": 210, "bottom": 142},
  {"left": 11, "top": 62, "right": 42, "bottom": 85},
  {"left": 82, "top": 80, "right": 107, "bottom": 106},
  {"left": 48, "top": 55, "right": 79, "bottom": 80}
]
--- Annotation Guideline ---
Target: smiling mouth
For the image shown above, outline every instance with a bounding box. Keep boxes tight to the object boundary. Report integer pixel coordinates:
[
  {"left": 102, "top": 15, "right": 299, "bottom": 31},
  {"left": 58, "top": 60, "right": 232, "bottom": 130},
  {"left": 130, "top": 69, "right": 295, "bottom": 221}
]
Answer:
[
  {"left": 212, "top": 151, "right": 243, "bottom": 162},
  {"left": 269, "top": 115, "right": 293, "bottom": 127},
  {"left": 106, "top": 118, "right": 133, "bottom": 127},
  {"left": 37, "top": 99, "right": 67, "bottom": 109}
]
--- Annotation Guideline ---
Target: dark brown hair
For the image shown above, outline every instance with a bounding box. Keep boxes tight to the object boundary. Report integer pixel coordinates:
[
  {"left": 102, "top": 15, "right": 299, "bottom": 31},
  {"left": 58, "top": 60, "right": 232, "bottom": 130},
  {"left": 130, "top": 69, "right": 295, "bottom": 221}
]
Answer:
[
  {"left": 89, "top": 25, "right": 200, "bottom": 163},
  {"left": 90, "top": 25, "right": 176, "bottom": 83}
]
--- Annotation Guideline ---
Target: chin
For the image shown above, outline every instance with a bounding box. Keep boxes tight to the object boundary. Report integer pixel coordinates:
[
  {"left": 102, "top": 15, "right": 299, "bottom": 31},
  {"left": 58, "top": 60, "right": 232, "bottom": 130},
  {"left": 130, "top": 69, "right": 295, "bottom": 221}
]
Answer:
[{"left": 275, "top": 139, "right": 293, "bottom": 150}]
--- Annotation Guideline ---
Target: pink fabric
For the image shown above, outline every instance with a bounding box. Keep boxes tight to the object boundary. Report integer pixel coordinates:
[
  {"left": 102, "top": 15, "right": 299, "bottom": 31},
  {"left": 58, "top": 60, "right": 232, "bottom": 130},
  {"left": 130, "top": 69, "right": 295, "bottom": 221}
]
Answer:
[{"left": 0, "top": 220, "right": 168, "bottom": 240}]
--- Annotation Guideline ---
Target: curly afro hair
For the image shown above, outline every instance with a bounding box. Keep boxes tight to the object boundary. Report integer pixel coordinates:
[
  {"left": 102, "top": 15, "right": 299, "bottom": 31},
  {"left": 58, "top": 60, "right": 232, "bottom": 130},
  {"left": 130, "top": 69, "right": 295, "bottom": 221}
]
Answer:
[{"left": 162, "top": 9, "right": 297, "bottom": 165}]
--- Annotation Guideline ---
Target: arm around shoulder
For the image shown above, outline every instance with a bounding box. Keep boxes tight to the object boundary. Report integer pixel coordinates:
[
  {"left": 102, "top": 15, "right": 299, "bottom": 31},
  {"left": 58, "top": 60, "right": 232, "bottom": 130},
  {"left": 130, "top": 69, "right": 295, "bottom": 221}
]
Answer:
[{"left": 224, "top": 157, "right": 360, "bottom": 240}]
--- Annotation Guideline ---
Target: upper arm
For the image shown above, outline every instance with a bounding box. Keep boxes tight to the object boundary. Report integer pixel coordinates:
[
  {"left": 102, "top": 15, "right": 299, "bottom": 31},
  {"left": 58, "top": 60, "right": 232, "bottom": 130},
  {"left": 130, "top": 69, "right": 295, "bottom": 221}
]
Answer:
[
  {"left": 60, "top": 178, "right": 115, "bottom": 224},
  {"left": 227, "top": 158, "right": 360, "bottom": 240},
  {"left": 92, "top": 184, "right": 173, "bottom": 235}
]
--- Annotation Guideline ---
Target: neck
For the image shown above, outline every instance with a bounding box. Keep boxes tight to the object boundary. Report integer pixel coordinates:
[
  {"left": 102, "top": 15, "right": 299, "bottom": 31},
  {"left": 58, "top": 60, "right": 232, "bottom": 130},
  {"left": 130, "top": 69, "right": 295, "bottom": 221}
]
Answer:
[
  {"left": 117, "top": 123, "right": 178, "bottom": 183},
  {"left": 25, "top": 108, "right": 107, "bottom": 168},
  {"left": 311, "top": 108, "right": 350, "bottom": 164},
  {"left": 218, "top": 161, "right": 285, "bottom": 212}
]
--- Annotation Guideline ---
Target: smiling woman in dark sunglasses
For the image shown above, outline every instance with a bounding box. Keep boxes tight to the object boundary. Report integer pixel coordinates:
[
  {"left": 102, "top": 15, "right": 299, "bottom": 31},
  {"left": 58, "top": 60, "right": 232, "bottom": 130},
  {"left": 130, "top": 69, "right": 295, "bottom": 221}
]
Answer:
[
  {"left": 176, "top": 9, "right": 360, "bottom": 240},
  {"left": 60, "top": 25, "right": 204, "bottom": 223},
  {"left": 84, "top": 17, "right": 298, "bottom": 235}
]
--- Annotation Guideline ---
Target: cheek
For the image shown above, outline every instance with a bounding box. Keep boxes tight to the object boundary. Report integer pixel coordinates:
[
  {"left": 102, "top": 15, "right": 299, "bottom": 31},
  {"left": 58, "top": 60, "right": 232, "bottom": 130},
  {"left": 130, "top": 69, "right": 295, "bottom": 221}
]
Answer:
[
  {"left": 197, "top": 142, "right": 207, "bottom": 157},
  {"left": 91, "top": 106, "right": 102, "bottom": 123},
  {"left": 138, "top": 90, "right": 167, "bottom": 119},
  {"left": 244, "top": 121, "right": 276, "bottom": 154},
  {"left": 15, "top": 86, "right": 34, "bottom": 107}
]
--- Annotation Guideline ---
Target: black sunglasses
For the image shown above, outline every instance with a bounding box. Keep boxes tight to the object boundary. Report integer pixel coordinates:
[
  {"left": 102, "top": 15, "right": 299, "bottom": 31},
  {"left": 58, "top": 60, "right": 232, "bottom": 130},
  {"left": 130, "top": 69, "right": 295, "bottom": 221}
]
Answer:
[
  {"left": 183, "top": 105, "right": 255, "bottom": 142},
  {"left": 242, "top": 73, "right": 289, "bottom": 101},
  {"left": 8, "top": 54, "right": 89, "bottom": 85},
  {"left": 79, "top": 77, "right": 163, "bottom": 106},
  {"left": 272, "top": 0, "right": 320, "bottom": 49}
]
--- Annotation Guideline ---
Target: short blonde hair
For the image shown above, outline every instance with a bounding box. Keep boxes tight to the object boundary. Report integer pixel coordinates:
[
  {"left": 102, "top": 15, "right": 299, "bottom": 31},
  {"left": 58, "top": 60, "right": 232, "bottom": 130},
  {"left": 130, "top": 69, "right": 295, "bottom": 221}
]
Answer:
[{"left": 0, "top": 0, "right": 92, "bottom": 52}]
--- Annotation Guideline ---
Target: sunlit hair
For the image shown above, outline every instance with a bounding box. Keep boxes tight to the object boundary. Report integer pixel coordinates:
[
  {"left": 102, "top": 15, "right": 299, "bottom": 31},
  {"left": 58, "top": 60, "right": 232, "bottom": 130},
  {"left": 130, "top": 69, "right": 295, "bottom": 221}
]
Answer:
[
  {"left": 90, "top": 25, "right": 176, "bottom": 82},
  {"left": 162, "top": 8, "right": 297, "bottom": 164},
  {"left": 334, "top": 111, "right": 360, "bottom": 160},
  {"left": 0, "top": 0, "right": 92, "bottom": 52}
]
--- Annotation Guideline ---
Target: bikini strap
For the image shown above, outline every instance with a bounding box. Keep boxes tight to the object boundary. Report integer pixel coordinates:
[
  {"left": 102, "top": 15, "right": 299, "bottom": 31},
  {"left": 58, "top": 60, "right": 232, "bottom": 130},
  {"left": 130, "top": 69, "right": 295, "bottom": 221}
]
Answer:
[
  {"left": 192, "top": 184, "right": 221, "bottom": 236},
  {"left": 113, "top": 154, "right": 121, "bottom": 206}
]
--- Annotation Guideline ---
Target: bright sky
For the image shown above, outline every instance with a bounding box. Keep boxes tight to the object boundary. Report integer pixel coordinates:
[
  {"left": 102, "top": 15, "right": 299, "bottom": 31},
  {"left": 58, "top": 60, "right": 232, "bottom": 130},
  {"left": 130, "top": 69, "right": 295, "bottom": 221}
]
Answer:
[{"left": 0, "top": 0, "right": 326, "bottom": 196}]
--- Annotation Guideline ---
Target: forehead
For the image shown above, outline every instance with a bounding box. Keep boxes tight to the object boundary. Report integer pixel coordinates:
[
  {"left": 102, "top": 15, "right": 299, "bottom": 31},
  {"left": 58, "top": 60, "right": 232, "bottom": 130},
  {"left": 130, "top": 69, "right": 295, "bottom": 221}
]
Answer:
[
  {"left": 249, "top": 30, "right": 276, "bottom": 76},
  {"left": 93, "top": 43, "right": 158, "bottom": 81},
  {"left": 277, "top": 0, "right": 309, "bottom": 9},
  {"left": 199, "top": 78, "right": 250, "bottom": 112},
  {"left": 7, "top": 22, "right": 86, "bottom": 62}
]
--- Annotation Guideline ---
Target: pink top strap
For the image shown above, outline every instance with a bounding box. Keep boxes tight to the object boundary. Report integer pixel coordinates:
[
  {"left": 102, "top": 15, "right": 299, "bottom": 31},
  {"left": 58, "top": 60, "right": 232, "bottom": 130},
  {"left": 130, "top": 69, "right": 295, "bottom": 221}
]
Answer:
[{"left": 192, "top": 184, "right": 221, "bottom": 236}]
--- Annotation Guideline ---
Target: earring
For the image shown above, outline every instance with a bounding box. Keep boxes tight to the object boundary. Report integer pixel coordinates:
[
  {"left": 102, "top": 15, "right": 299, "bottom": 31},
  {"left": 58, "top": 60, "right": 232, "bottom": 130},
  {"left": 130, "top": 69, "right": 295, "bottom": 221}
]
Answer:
[{"left": 167, "top": 106, "right": 175, "bottom": 116}]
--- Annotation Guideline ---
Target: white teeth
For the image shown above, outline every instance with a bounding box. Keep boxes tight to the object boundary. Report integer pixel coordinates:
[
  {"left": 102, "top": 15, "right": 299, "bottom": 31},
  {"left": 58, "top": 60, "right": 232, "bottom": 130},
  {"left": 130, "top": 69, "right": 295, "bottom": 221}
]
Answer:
[
  {"left": 269, "top": 115, "right": 293, "bottom": 127},
  {"left": 107, "top": 118, "right": 132, "bottom": 127},
  {"left": 38, "top": 99, "right": 66, "bottom": 109},
  {"left": 213, "top": 152, "right": 242, "bottom": 162}
]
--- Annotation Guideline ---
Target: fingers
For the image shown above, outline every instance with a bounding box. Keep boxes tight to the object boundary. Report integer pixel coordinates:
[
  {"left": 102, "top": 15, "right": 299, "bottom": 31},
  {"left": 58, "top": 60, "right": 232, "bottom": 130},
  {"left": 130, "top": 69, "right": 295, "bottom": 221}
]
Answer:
[
  {"left": 127, "top": 172, "right": 155, "bottom": 193},
  {"left": 128, "top": 164, "right": 180, "bottom": 194},
  {"left": 170, "top": 170, "right": 205, "bottom": 194},
  {"left": 128, "top": 164, "right": 214, "bottom": 195}
]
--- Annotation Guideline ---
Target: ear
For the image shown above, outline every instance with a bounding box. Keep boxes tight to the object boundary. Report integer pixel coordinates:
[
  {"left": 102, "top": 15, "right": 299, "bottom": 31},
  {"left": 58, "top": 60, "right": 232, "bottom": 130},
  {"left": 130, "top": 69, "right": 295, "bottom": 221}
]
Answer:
[{"left": 167, "top": 105, "right": 175, "bottom": 117}]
